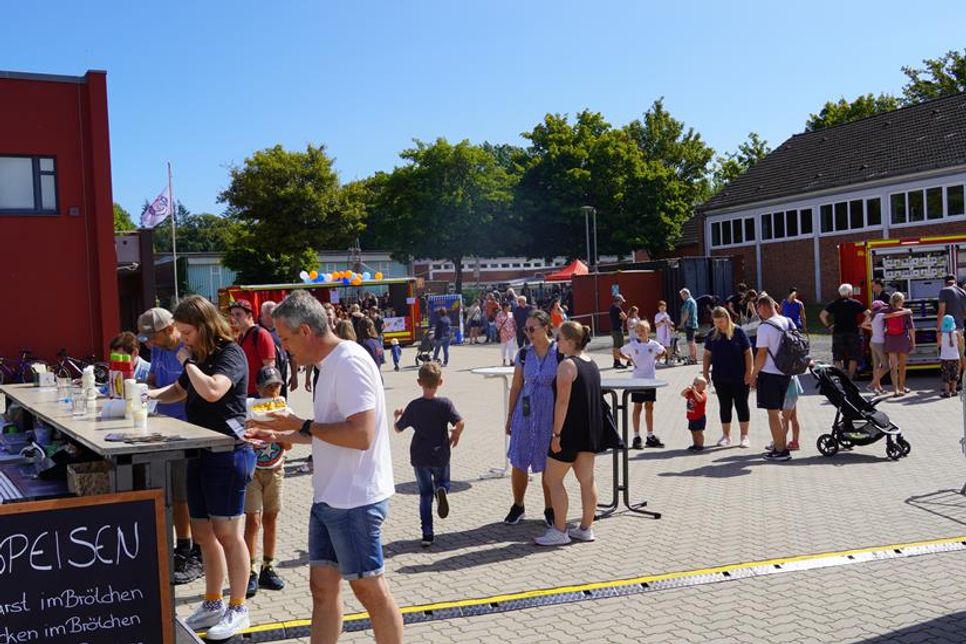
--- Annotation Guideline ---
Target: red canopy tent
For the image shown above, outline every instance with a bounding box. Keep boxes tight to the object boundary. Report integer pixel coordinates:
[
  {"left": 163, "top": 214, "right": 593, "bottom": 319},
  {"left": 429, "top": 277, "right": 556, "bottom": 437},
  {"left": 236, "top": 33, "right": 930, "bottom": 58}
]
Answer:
[{"left": 545, "top": 259, "right": 589, "bottom": 282}]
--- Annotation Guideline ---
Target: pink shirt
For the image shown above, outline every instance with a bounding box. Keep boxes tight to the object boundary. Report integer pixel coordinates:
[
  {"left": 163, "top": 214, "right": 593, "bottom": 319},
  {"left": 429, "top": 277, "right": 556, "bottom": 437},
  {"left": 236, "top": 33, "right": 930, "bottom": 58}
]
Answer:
[{"left": 495, "top": 310, "right": 516, "bottom": 343}]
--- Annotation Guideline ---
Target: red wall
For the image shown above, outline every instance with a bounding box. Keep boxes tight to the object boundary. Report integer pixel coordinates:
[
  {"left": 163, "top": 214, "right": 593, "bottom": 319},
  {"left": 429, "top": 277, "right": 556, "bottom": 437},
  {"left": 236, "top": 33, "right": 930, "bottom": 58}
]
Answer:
[
  {"left": 572, "top": 271, "right": 663, "bottom": 332},
  {"left": 0, "top": 71, "right": 118, "bottom": 363}
]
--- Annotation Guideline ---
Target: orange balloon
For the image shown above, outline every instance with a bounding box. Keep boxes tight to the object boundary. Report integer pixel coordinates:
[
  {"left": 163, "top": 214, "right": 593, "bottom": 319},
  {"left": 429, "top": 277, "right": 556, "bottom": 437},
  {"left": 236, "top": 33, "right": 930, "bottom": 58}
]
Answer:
[
  {"left": 374, "top": 272, "right": 384, "bottom": 280},
  {"left": 309, "top": 270, "right": 318, "bottom": 279}
]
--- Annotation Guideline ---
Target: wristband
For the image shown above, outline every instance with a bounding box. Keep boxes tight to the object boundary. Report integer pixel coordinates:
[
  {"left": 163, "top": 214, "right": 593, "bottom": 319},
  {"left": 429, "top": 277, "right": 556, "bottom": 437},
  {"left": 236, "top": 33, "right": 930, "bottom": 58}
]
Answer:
[
  {"left": 299, "top": 418, "right": 313, "bottom": 437},
  {"left": 183, "top": 358, "right": 196, "bottom": 368}
]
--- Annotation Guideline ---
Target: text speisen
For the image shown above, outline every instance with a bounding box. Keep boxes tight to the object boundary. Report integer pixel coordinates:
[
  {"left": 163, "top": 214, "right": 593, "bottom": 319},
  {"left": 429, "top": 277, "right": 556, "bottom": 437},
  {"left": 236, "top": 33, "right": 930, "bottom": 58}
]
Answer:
[{"left": 0, "top": 523, "right": 140, "bottom": 574}]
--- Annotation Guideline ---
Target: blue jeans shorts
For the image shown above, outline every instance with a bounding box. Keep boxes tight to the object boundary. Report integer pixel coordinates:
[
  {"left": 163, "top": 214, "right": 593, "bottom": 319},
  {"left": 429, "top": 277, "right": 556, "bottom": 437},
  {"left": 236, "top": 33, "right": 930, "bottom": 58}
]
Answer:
[
  {"left": 309, "top": 499, "right": 389, "bottom": 580},
  {"left": 187, "top": 444, "right": 256, "bottom": 520}
]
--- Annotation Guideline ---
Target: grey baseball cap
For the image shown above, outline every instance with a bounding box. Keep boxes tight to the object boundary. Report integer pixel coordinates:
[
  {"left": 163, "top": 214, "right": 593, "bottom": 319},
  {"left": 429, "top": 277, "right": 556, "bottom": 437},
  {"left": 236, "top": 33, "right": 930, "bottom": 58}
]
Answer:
[{"left": 137, "top": 308, "right": 174, "bottom": 342}]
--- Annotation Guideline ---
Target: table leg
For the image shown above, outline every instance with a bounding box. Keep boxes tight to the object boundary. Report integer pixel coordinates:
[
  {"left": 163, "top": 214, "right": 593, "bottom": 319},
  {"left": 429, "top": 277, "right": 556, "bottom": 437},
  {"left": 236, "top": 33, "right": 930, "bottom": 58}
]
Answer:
[
  {"left": 621, "top": 389, "right": 660, "bottom": 519},
  {"left": 479, "top": 375, "right": 511, "bottom": 479},
  {"left": 595, "top": 389, "right": 620, "bottom": 519}
]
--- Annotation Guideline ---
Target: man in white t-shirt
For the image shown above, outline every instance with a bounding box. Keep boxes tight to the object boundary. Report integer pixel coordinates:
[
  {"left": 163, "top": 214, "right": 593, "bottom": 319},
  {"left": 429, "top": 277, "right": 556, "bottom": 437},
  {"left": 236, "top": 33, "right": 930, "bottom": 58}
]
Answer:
[
  {"left": 247, "top": 290, "right": 403, "bottom": 643},
  {"left": 751, "top": 293, "right": 793, "bottom": 462}
]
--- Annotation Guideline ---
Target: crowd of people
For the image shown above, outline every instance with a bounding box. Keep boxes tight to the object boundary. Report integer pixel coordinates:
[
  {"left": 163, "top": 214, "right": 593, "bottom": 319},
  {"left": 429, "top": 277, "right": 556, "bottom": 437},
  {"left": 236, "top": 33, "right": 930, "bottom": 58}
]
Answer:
[{"left": 101, "top": 272, "right": 965, "bottom": 642}]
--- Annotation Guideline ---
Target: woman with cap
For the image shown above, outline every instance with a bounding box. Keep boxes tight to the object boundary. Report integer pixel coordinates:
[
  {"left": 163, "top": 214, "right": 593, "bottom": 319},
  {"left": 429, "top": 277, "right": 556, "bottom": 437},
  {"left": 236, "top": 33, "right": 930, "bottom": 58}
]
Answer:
[{"left": 148, "top": 295, "right": 255, "bottom": 639}]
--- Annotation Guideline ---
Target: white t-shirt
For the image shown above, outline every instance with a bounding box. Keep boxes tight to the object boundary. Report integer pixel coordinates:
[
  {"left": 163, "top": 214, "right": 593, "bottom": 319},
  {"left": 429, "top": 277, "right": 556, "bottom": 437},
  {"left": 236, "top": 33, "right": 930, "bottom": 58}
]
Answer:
[
  {"left": 757, "top": 315, "right": 793, "bottom": 375},
  {"left": 620, "top": 339, "right": 663, "bottom": 379},
  {"left": 940, "top": 331, "right": 961, "bottom": 361},
  {"left": 870, "top": 311, "right": 886, "bottom": 344},
  {"left": 311, "top": 340, "right": 394, "bottom": 509},
  {"left": 654, "top": 311, "right": 672, "bottom": 346}
]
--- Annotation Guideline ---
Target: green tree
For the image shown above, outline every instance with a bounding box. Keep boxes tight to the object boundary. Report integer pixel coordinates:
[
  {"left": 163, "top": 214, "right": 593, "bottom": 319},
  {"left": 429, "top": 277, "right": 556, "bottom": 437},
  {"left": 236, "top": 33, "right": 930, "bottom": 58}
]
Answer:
[
  {"left": 218, "top": 144, "right": 365, "bottom": 283},
  {"left": 805, "top": 93, "right": 901, "bottom": 131},
  {"left": 366, "top": 138, "right": 514, "bottom": 293},
  {"left": 902, "top": 49, "right": 966, "bottom": 104},
  {"left": 113, "top": 202, "right": 136, "bottom": 231},
  {"left": 152, "top": 202, "right": 242, "bottom": 254},
  {"left": 514, "top": 102, "right": 714, "bottom": 260},
  {"left": 710, "top": 132, "right": 771, "bottom": 194},
  {"left": 622, "top": 99, "right": 715, "bottom": 253}
]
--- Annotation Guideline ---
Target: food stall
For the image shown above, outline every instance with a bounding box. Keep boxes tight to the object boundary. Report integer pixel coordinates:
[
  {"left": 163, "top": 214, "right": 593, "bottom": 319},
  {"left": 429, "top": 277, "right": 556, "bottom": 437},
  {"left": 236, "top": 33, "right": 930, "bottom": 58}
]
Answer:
[
  {"left": 0, "top": 383, "right": 235, "bottom": 643},
  {"left": 220, "top": 276, "right": 421, "bottom": 346}
]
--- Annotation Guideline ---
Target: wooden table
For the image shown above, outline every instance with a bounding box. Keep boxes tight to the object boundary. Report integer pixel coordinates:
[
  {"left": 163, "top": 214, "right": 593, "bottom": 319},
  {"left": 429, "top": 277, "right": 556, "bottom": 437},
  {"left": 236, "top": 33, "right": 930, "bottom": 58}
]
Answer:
[
  {"left": 597, "top": 377, "right": 667, "bottom": 520},
  {"left": 0, "top": 383, "right": 235, "bottom": 493}
]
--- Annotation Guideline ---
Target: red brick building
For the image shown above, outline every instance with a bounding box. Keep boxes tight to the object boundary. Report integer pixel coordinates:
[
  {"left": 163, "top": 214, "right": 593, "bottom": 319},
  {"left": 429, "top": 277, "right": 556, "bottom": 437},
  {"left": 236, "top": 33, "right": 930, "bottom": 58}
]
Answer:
[
  {"left": 0, "top": 70, "right": 119, "bottom": 363},
  {"left": 698, "top": 92, "right": 966, "bottom": 304}
]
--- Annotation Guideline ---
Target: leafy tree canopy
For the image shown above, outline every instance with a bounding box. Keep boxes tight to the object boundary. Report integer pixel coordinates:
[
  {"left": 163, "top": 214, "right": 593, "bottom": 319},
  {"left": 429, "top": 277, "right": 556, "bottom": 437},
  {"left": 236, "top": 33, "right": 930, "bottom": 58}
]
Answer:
[
  {"left": 218, "top": 144, "right": 365, "bottom": 283},
  {"left": 710, "top": 132, "right": 771, "bottom": 194},
  {"left": 902, "top": 49, "right": 966, "bottom": 104},
  {"left": 113, "top": 202, "right": 136, "bottom": 231},
  {"left": 805, "top": 93, "right": 900, "bottom": 132},
  {"left": 365, "top": 138, "right": 514, "bottom": 292}
]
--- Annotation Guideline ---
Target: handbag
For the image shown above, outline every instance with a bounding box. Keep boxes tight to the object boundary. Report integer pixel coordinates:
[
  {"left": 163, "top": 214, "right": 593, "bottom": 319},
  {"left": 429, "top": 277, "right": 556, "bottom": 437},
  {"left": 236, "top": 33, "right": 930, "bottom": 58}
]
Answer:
[{"left": 600, "top": 396, "right": 625, "bottom": 450}]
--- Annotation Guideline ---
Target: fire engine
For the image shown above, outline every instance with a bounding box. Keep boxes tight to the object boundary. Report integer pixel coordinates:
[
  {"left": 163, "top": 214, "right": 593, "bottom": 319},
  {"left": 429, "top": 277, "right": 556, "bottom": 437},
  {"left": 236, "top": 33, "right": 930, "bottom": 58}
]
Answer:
[{"left": 839, "top": 234, "right": 966, "bottom": 370}]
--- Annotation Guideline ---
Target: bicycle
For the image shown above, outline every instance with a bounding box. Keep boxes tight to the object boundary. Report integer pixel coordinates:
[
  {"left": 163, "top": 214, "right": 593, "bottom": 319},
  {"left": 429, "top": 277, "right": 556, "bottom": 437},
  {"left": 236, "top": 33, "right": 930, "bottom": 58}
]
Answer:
[
  {"left": 0, "top": 348, "right": 50, "bottom": 385},
  {"left": 51, "top": 348, "right": 110, "bottom": 386}
]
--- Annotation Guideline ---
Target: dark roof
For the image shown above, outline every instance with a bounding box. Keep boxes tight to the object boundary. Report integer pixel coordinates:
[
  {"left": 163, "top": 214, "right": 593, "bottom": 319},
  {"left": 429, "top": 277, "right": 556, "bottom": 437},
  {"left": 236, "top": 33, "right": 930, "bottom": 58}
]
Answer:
[
  {"left": 676, "top": 214, "right": 699, "bottom": 246},
  {"left": 700, "top": 92, "right": 966, "bottom": 213}
]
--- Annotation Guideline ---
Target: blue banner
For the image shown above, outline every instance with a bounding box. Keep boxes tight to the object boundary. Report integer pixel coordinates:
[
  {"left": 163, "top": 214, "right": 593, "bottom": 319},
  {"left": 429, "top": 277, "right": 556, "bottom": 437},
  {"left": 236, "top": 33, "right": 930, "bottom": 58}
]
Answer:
[{"left": 427, "top": 294, "right": 465, "bottom": 344}]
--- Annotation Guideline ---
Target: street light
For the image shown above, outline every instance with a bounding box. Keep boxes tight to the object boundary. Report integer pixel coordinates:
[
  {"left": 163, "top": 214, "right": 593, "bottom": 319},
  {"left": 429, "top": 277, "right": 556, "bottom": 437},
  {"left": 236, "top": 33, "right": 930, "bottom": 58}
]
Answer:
[
  {"left": 581, "top": 205, "right": 599, "bottom": 336},
  {"left": 580, "top": 206, "right": 598, "bottom": 271}
]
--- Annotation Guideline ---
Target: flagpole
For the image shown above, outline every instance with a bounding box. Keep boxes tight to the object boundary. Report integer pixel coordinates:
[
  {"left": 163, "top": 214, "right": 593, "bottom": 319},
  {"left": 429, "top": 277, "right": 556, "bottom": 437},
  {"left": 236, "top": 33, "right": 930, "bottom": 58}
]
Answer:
[{"left": 169, "top": 162, "right": 179, "bottom": 302}]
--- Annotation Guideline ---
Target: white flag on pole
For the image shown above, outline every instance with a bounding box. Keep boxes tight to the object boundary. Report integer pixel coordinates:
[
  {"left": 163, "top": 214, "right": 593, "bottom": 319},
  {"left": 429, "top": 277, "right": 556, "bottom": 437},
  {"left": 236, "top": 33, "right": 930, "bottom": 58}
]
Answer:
[{"left": 140, "top": 188, "right": 173, "bottom": 229}]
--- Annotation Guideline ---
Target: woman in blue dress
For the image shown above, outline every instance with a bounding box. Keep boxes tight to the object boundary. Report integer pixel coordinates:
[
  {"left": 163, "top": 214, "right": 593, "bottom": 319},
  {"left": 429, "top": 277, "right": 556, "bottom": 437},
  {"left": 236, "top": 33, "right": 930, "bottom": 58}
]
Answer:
[{"left": 503, "top": 310, "right": 559, "bottom": 528}]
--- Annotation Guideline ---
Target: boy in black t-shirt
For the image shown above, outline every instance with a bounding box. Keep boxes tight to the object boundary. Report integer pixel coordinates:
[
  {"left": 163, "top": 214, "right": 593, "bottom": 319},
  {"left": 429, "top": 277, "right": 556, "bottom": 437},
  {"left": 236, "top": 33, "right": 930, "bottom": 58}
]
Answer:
[{"left": 393, "top": 362, "right": 465, "bottom": 547}]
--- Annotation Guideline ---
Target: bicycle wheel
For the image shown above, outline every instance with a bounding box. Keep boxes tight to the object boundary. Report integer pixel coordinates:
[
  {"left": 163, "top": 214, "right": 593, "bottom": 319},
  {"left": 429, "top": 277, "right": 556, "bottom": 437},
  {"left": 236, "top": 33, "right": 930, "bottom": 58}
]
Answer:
[{"left": 92, "top": 362, "right": 110, "bottom": 386}]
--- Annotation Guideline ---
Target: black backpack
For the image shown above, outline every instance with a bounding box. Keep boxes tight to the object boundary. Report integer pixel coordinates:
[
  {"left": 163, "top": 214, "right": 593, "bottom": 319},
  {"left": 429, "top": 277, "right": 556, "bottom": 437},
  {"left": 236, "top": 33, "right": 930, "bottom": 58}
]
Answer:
[
  {"left": 762, "top": 318, "right": 810, "bottom": 376},
  {"left": 244, "top": 325, "right": 290, "bottom": 394}
]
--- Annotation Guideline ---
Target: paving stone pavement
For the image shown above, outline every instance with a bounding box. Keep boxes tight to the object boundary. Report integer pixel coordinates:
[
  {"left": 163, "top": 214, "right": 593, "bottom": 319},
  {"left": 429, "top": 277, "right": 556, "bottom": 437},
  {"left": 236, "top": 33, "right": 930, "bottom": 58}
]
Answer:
[{"left": 173, "top": 335, "right": 966, "bottom": 641}]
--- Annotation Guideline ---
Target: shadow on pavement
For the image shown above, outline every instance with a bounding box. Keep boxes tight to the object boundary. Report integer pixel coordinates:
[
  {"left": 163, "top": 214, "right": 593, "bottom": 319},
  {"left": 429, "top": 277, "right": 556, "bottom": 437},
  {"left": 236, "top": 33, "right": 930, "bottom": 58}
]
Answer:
[
  {"left": 385, "top": 520, "right": 544, "bottom": 567},
  {"left": 905, "top": 489, "right": 966, "bottom": 527},
  {"left": 395, "top": 479, "right": 473, "bottom": 495},
  {"left": 655, "top": 452, "right": 888, "bottom": 479},
  {"left": 858, "top": 611, "right": 966, "bottom": 642}
]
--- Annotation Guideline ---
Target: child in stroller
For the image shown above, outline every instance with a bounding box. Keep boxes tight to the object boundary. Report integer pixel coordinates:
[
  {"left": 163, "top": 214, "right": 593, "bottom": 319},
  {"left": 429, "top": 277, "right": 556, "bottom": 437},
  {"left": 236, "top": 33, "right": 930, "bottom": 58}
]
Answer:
[
  {"left": 811, "top": 364, "right": 910, "bottom": 460},
  {"left": 415, "top": 329, "right": 435, "bottom": 367}
]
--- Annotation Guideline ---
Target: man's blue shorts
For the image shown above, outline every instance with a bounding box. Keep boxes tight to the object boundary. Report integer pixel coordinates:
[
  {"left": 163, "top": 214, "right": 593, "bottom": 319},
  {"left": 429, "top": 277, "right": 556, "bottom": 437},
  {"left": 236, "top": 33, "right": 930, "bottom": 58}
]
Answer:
[{"left": 309, "top": 499, "right": 389, "bottom": 580}]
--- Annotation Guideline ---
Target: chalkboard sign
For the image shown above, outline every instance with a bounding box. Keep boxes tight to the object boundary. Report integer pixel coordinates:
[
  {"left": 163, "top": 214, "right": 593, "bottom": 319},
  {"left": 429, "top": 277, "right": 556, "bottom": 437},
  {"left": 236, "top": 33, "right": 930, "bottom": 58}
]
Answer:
[{"left": 0, "top": 490, "right": 172, "bottom": 644}]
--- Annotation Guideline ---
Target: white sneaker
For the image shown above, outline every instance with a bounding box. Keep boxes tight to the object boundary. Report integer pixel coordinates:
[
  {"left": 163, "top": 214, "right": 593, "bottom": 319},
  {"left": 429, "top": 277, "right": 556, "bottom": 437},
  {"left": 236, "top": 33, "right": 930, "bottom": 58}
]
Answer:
[
  {"left": 764, "top": 441, "right": 774, "bottom": 451},
  {"left": 740, "top": 436, "right": 751, "bottom": 448},
  {"left": 185, "top": 599, "right": 226, "bottom": 631},
  {"left": 716, "top": 436, "right": 731, "bottom": 447},
  {"left": 534, "top": 527, "right": 571, "bottom": 546},
  {"left": 568, "top": 525, "right": 596, "bottom": 542},
  {"left": 206, "top": 604, "right": 250, "bottom": 640}
]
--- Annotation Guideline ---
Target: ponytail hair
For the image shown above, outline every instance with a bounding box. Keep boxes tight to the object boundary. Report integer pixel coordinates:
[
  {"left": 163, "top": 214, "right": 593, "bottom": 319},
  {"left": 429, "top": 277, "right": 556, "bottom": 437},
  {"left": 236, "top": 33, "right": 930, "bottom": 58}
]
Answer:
[{"left": 559, "top": 320, "right": 592, "bottom": 350}]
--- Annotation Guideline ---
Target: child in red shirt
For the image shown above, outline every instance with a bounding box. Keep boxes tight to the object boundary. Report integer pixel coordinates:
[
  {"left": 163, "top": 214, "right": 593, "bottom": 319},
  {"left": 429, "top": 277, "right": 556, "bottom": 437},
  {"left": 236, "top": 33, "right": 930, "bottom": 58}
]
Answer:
[{"left": 681, "top": 376, "right": 708, "bottom": 451}]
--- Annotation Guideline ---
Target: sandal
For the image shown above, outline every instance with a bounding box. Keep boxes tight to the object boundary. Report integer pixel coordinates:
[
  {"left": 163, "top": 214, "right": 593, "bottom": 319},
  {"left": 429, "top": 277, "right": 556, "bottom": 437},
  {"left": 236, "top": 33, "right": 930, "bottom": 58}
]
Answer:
[{"left": 902, "top": 387, "right": 911, "bottom": 394}]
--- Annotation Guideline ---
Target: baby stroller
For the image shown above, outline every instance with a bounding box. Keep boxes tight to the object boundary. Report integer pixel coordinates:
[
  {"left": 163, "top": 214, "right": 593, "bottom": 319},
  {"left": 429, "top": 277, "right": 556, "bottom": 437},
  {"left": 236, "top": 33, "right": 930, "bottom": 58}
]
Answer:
[
  {"left": 811, "top": 364, "right": 910, "bottom": 461},
  {"left": 664, "top": 335, "right": 685, "bottom": 366},
  {"left": 415, "top": 329, "right": 435, "bottom": 367}
]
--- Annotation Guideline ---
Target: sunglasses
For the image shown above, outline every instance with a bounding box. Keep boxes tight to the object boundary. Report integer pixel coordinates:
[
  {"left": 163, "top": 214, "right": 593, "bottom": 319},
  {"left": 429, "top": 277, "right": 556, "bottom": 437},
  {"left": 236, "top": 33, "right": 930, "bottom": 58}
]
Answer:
[{"left": 524, "top": 325, "right": 542, "bottom": 333}]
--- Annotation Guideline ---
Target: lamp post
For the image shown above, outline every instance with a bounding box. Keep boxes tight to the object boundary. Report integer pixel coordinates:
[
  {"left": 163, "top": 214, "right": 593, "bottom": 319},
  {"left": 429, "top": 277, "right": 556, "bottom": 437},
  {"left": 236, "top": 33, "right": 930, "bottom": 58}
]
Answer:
[{"left": 581, "top": 205, "right": 599, "bottom": 335}]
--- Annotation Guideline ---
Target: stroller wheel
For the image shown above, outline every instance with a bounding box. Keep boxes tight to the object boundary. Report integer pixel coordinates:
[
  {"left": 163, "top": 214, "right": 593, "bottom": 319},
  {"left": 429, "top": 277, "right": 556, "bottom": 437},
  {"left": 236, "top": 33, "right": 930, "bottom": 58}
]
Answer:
[
  {"left": 817, "top": 434, "right": 838, "bottom": 456},
  {"left": 896, "top": 436, "right": 911, "bottom": 457},
  {"left": 886, "top": 442, "right": 902, "bottom": 461}
]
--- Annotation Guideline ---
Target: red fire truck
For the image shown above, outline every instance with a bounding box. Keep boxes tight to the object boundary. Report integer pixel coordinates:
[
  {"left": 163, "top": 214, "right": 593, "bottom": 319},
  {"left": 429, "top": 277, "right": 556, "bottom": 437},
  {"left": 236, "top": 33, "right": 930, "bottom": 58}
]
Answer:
[
  {"left": 219, "top": 277, "right": 421, "bottom": 346},
  {"left": 839, "top": 234, "right": 966, "bottom": 371}
]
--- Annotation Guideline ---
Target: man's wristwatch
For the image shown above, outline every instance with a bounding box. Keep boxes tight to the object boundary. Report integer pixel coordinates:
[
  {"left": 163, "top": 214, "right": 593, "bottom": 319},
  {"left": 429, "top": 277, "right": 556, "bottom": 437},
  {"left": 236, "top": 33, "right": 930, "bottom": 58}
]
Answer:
[{"left": 299, "top": 418, "right": 313, "bottom": 438}]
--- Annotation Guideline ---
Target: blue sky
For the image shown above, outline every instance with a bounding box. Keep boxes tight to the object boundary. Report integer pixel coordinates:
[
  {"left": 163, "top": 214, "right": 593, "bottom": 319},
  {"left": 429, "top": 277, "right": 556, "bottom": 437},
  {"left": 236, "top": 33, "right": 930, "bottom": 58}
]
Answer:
[{"left": 3, "top": 1, "right": 964, "bottom": 218}]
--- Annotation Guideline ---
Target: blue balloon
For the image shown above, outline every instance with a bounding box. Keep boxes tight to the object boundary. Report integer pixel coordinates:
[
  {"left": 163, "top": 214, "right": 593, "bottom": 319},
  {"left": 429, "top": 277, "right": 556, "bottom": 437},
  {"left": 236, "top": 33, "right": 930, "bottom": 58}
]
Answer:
[
  {"left": 342, "top": 277, "right": 351, "bottom": 285},
  {"left": 314, "top": 275, "right": 323, "bottom": 282}
]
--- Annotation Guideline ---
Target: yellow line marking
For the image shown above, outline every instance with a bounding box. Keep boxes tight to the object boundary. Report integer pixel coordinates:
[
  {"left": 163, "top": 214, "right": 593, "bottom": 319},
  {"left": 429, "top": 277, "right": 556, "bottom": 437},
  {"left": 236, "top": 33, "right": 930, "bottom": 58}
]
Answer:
[{"left": 233, "top": 534, "right": 966, "bottom": 634}]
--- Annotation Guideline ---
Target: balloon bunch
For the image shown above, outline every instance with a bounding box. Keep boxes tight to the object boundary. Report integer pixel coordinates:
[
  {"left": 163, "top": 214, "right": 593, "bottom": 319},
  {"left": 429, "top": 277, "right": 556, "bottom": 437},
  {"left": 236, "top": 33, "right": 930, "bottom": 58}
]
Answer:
[{"left": 297, "top": 269, "right": 385, "bottom": 284}]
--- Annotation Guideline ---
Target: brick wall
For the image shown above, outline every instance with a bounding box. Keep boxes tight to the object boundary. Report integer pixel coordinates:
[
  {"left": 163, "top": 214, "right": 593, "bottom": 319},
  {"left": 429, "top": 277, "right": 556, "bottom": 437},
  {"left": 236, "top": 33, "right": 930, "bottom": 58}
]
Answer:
[
  {"left": 711, "top": 246, "right": 756, "bottom": 288},
  {"left": 761, "top": 238, "right": 816, "bottom": 302}
]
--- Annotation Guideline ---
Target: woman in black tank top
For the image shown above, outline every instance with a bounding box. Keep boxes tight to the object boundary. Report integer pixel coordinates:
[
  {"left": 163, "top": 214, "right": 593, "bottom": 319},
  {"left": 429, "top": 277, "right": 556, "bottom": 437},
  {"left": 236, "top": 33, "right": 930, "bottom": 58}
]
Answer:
[{"left": 534, "top": 321, "right": 604, "bottom": 546}]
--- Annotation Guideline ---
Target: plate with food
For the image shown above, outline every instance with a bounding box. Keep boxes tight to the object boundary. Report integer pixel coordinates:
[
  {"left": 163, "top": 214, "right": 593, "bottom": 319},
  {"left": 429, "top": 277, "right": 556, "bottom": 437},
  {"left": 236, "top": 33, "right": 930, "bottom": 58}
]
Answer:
[{"left": 249, "top": 397, "right": 291, "bottom": 422}]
